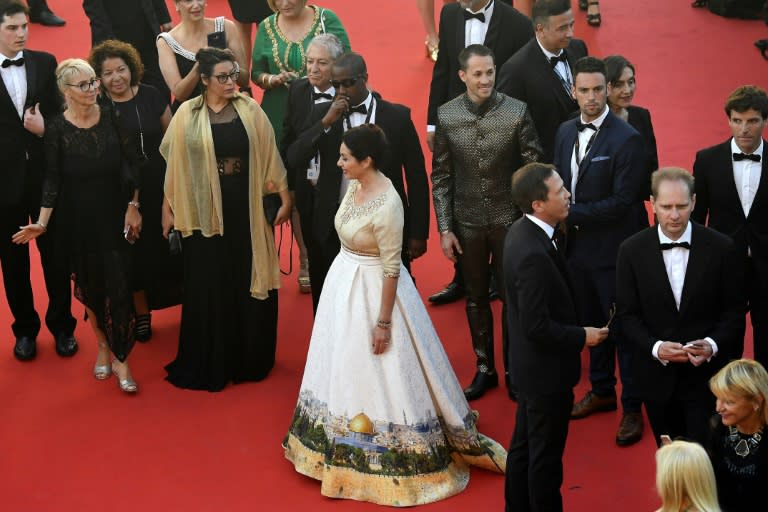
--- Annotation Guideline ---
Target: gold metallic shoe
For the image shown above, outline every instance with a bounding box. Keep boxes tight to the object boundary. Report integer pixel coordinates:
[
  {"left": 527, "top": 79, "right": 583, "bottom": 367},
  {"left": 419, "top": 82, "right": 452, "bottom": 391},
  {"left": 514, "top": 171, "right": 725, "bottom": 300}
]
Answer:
[{"left": 425, "top": 38, "right": 439, "bottom": 62}]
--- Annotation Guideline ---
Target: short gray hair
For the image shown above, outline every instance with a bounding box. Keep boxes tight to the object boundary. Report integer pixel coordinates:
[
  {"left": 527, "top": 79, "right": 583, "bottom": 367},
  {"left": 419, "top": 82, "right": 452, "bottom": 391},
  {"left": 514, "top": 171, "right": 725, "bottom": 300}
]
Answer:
[
  {"left": 55, "top": 58, "right": 96, "bottom": 94},
  {"left": 307, "top": 33, "right": 344, "bottom": 61}
]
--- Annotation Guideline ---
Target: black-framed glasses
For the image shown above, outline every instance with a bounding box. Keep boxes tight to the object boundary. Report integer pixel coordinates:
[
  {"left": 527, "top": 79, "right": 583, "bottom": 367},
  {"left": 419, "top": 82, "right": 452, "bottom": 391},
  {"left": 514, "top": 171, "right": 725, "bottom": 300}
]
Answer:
[
  {"left": 212, "top": 69, "right": 240, "bottom": 84},
  {"left": 330, "top": 75, "right": 363, "bottom": 89},
  {"left": 65, "top": 78, "right": 101, "bottom": 92}
]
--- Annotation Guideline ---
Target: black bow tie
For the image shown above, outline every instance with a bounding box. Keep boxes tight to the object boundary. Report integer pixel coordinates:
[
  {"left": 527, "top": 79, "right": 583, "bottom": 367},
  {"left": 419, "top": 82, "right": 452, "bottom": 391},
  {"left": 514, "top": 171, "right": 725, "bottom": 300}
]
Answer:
[
  {"left": 312, "top": 91, "right": 333, "bottom": 101},
  {"left": 550, "top": 52, "right": 567, "bottom": 68},
  {"left": 2, "top": 57, "right": 24, "bottom": 68},
  {"left": 733, "top": 152, "right": 761, "bottom": 162},
  {"left": 659, "top": 241, "right": 690, "bottom": 250},
  {"left": 577, "top": 122, "right": 597, "bottom": 132},
  {"left": 348, "top": 103, "right": 367, "bottom": 115},
  {"left": 464, "top": 10, "right": 486, "bottom": 23}
]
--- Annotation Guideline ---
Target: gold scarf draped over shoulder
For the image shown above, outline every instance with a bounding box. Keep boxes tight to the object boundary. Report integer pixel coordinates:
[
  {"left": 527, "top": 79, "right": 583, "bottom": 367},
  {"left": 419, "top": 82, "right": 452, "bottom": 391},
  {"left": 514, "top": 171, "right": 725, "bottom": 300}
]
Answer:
[{"left": 160, "top": 94, "right": 288, "bottom": 300}]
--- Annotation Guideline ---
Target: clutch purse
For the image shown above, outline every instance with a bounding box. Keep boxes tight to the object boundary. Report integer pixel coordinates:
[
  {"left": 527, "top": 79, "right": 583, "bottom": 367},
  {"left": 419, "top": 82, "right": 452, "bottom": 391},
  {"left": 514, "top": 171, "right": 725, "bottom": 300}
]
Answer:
[
  {"left": 168, "top": 229, "right": 182, "bottom": 255},
  {"left": 263, "top": 193, "right": 282, "bottom": 226}
]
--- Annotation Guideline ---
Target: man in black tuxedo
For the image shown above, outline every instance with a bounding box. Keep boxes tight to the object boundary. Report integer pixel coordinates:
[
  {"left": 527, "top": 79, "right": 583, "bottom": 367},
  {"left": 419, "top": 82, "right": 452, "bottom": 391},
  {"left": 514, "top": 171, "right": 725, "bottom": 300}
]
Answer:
[
  {"left": 281, "top": 34, "right": 344, "bottom": 313},
  {"left": 83, "top": 0, "right": 173, "bottom": 99},
  {"left": 691, "top": 85, "right": 767, "bottom": 368},
  {"left": 497, "top": 0, "right": 588, "bottom": 163},
  {"left": 425, "top": 0, "right": 533, "bottom": 307},
  {"left": 504, "top": 162, "right": 608, "bottom": 512},
  {"left": 285, "top": 52, "right": 429, "bottom": 307},
  {"left": 552, "top": 56, "right": 648, "bottom": 446},
  {"left": 617, "top": 167, "right": 745, "bottom": 444},
  {"left": 0, "top": 0, "right": 76, "bottom": 360}
]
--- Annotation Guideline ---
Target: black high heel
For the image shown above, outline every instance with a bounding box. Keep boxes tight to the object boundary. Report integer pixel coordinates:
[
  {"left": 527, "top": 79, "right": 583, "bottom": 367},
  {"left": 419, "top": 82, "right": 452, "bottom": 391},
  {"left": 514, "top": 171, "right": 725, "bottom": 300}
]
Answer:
[
  {"left": 587, "top": 1, "right": 601, "bottom": 27},
  {"left": 579, "top": 0, "right": 588, "bottom": 10},
  {"left": 756, "top": 39, "right": 768, "bottom": 61}
]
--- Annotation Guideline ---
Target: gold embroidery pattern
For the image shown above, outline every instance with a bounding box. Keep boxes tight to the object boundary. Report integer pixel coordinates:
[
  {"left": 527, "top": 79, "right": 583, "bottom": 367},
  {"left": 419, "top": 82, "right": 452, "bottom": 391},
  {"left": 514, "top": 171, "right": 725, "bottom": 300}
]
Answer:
[
  {"left": 341, "top": 244, "right": 379, "bottom": 257},
  {"left": 339, "top": 189, "right": 388, "bottom": 226},
  {"left": 263, "top": 7, "right": 321, "bottom": 76},
  {"left": 383, "top": 271, "right": 400, "bottom": 278}
]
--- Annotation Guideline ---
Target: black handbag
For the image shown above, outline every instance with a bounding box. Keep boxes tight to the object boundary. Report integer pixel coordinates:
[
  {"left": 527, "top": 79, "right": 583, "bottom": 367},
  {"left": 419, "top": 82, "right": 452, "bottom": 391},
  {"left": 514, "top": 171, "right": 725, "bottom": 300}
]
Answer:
[{"left": 263, "top": 193, "right": 282, "bottom": 226}]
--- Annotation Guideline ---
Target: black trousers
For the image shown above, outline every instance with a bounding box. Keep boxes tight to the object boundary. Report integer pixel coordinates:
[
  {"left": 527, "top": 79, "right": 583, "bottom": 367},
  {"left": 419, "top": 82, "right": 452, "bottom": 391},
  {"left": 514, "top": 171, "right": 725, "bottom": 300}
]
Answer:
[
  {"left": 746, "top": 257, "right": 768, "bottom": 367},
  {"left": 0, "top": 181, "right": 75, "bottom": 339},
  {"left": 505, "top": 390, "right": 573, "bottom": 512},
  {"left": 644, "top": 393, "right": 714, "bottom": 446}
]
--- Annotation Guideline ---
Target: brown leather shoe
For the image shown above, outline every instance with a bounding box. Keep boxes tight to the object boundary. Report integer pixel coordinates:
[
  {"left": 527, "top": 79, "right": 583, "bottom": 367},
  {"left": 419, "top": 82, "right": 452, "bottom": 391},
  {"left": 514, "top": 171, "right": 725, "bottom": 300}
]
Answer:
[
  {"left": 571, "top": 391, "right": 617, "bottom": 419},
  {"left": 616, "top": 412, "right": 644, "bottom": 446}
]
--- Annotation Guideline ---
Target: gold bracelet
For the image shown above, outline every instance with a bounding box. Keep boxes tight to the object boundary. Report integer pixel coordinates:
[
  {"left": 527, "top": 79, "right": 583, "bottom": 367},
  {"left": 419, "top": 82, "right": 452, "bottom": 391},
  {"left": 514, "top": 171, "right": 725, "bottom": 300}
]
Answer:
[{"left": 376, "top": 319, "right": 391, "bottom": 329}]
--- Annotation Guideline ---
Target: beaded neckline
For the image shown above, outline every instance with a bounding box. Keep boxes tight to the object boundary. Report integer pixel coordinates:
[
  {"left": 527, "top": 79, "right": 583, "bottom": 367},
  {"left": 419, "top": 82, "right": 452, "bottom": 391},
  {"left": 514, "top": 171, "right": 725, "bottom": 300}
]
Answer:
[{"left": 728, "top": 425, "right": 763, "bottom": 458}]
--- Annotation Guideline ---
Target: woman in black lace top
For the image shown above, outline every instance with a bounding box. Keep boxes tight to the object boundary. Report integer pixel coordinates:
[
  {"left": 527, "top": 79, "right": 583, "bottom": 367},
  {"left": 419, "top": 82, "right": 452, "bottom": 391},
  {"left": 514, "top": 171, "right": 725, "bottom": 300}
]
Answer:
[
  {"left": 13, "top": 59, "right": 142, "bottom": 394},
  {"left": 707, "top": 359, "right": 768, "bottom": 511}
]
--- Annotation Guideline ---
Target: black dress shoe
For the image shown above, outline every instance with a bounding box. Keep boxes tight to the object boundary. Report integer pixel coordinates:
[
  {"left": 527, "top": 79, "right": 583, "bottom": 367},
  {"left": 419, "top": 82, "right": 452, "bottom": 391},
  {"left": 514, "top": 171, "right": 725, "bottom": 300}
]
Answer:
[
  {"left": 463, "top": 371, "right": 498, "bottom": 401},
  {"left": 55, "top": 333, "right": 78, "bottom": 357},
  {"left": 14, "top": 336, "right": 37, "bottom": 361},
  {"left": 30, "top": 10, "right": 66, "bottom": 27},
  {"left": 428, "top": 282, "right": 465, "bottom": 305}
]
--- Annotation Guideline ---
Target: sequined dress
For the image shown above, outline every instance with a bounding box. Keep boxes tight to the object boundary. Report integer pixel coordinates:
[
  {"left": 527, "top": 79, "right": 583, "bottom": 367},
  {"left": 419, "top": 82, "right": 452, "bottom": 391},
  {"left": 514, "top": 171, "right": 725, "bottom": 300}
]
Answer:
[{"left": 284, "top": 178, "right": 507, "bottom": 506}]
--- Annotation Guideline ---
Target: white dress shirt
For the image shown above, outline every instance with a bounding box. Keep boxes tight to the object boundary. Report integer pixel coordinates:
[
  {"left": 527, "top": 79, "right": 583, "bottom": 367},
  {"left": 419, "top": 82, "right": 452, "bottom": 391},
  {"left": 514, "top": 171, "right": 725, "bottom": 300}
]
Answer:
[
  {"left": 651, "top": 223, "right": 718, "bottom": 363},
  {"left": 339, "top": 92, "right": 375, "bottom": 201},
  {"left": 570, "top": 105, "right": 609, "bottom": 201},
  {"left": 731, "top": 138, "right": 763, "bottom": 218},
  {"left": 0, "top": 51, "right": 27, "bottom": 119}
]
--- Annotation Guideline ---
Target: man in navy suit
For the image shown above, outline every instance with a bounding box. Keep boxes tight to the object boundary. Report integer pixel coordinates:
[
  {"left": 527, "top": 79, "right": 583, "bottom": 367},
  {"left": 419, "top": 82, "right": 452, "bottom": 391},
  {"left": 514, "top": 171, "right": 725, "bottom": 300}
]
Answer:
[
  {"left": 552, "top": 56, "right": 648, "bottom": 446},
  {"left": 504, "top": 162, "right": 608, "bottom": 512},
  {"left": 617, "top": 167, "right": 745, "bottom": 444},
  {"left": 0, "top": 0, "right": 76, "bottom": 360},
  {"left": 692, "top": 85, "right": 767, "bottom": 368}
]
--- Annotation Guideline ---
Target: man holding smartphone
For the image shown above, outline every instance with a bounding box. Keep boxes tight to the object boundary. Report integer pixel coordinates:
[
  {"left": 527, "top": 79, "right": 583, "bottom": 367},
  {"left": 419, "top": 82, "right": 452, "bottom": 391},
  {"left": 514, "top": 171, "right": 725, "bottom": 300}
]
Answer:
[{"left": 616, "top": 167, "right": 746, "bottom": 445}]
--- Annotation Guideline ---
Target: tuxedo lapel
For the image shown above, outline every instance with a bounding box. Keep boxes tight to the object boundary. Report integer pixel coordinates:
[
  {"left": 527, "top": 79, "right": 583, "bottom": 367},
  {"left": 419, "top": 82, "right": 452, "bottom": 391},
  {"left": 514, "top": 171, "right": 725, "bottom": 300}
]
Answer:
[
  {"left": 716, "top": 143, "right": 747, "bottom": 221},
  {"left": 530, "top": 45, "right": 573, "bottom": 113},
  {"left": 454, "top": 7, "right": 465, "bottom": 53},
  {"left": 576, "top": 112, "right": 614, "bottom": 184},
  {"left": 483, "top": 7, "right": 501, "bottom": 49},
  {"left": 316, "top": 120, "right": 344, "bottom": 203},
  {"left": 559, "top": 122, "right": 576, "bottom": 190},
  {"left": 679, "top": 225, "right": 711, "bottom": 316},
  {"left": 746, "top": 140, "right": 768, "bottom": 218},
  {"left": 644, "top": 231, "right": 680, "bottom": 314},
  {"left": 22, "top": 49, "right": 35, "bottom": 111},
  {"left": 0, "top": 73, "right": 16, "bottom": 118}
]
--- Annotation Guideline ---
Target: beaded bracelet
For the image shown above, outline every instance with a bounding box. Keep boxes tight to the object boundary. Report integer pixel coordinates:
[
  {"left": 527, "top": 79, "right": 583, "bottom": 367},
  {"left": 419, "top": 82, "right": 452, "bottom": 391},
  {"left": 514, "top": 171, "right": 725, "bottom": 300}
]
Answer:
[{"left": 376, "top": 319, "right": 391, "bottom": 329}]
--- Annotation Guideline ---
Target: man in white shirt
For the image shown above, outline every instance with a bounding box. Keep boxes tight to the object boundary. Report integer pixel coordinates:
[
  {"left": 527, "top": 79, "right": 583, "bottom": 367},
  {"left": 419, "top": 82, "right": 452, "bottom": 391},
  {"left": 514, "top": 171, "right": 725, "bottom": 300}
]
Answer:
[
  {"left": 692, "top": 85, "right": 768, "bottom": 369},
  {"left": 616, "top": 167, "right": 745, "bottom": 445}
]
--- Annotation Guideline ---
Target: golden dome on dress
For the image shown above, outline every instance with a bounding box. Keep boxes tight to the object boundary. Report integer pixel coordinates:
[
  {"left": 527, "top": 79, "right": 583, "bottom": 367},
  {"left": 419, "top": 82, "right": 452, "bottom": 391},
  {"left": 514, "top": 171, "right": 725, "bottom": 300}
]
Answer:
[{"left": 349, "top": 413, "right": 374, "bottom": 434}]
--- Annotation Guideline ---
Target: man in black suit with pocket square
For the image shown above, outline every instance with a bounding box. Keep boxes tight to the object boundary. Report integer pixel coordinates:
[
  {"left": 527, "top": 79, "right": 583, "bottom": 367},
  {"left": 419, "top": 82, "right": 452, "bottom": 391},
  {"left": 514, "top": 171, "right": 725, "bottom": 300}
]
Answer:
[
  {"left": 285, "top": 52, "right": 429, "bottom": 307},
  {"left": 504, "top": 162, "right": 608, "bottom": 512},
  {"left": 617, "top": 167, "right": 746, "bottom": 445},
  {"left": 497, "top": 0, "right": 587, "bottom": 163},
  {"left": 281, "top": 33, "right": 344, "bottom": 313},
  {"left": 691, "top": 85, "right": 768, "bottom": 368},
  {"left": 0, "top": 0, "right": 76, "bottom": 360},
  {"left": 552, "top": 56, "right": 649, "bottom": 446}
]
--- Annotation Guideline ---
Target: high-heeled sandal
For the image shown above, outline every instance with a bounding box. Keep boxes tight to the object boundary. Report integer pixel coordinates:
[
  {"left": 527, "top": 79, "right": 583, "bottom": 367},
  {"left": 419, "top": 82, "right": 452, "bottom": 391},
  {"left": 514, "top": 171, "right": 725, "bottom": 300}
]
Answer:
[
  {"left": 135, "top": 313, "right": 152, "bottom": 342},
  {"left": 756, "top": 39, "right": 768, "bottom": 60},
  {"left": 425, "top": 38, "right": 438, "bottom": 62},
  {"left": 112, "top": 362, "right": 138, "bottom": 394},
  {"left": 298, "top": 258, "right": 311, "bottom": 294},
  {"left": 579, "top": 0, "right": 588, "bottom": 10},
  {"left": 587, "top": 1, "right": 601, "bottom": 27},
  {"left": 94, "top": 342, "right": 111, "bottom": 380}
]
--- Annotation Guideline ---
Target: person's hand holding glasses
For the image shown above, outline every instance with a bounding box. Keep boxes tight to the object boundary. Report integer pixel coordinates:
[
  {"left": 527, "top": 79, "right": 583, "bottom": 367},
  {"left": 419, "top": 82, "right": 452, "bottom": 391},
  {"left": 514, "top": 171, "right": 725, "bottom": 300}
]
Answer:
[{"left": 65, "top": 77, "right": 101, "bottom": 92}]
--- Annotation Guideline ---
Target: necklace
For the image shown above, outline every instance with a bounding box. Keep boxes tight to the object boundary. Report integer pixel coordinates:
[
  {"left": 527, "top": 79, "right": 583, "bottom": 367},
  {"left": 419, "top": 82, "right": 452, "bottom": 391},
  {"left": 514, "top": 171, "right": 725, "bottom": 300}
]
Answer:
[{"left": 728, "top": 425, "right": 763, "bottom": 458}]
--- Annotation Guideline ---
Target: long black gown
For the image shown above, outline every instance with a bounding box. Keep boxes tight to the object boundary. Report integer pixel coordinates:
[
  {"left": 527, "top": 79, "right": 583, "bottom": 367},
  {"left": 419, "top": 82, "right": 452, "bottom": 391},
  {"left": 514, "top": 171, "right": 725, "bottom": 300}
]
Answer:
[
  {"left": 164, "top": 105, "right": 278, "bottom": 391},
  {"left": 110, "top": 84, "right": 182, "bottom": 309},
  {"left": 42, "top": 108, "right": 137, "bottom": 361}
]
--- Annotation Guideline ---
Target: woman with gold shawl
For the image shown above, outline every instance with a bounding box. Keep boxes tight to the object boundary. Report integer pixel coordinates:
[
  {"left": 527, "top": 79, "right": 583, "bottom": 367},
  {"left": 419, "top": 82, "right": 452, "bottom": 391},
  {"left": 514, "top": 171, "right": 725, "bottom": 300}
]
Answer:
[{"left": 160, "top": 47, "right": 291, "bottom": 391}]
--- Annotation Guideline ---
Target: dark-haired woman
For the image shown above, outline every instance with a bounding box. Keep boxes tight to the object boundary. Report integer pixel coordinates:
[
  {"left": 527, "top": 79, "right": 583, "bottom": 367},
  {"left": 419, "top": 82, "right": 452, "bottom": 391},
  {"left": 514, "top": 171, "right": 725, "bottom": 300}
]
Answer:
[
  {"left": 160, "top": 47, "right": 291, "bottom": 391},
  {"left": 284, "top": 124, "right": 506, "bottom": 506},
  {"left": 156, "top": 0, "right": 249, "bottom": 109},
  {"left": 89, "top": 40, "right": 180, "bottom": 342}
]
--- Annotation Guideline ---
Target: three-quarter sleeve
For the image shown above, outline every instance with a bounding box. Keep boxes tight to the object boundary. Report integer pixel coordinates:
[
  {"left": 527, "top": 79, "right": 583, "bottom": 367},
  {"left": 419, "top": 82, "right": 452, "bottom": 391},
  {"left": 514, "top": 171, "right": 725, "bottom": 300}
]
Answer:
[
  {"left": 251, "top": 19, "right": 273, "bottom": 82},
  {"left": 41, "top": 116, "right": 62, "bottom": 208},
  {"left": 371, "top": 193, "right": 404, "bottom": 278}
]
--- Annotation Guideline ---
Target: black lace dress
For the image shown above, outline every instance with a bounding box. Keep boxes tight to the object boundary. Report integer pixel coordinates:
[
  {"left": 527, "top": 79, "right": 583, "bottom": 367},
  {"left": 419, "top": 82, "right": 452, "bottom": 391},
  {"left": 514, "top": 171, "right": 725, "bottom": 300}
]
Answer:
[
  {"left": 164, "top": 104, "right": 278, "bottom": 392},
  {"left": 110, "top": 84, "right": 182, "bottom": 309},
  {"left": 42, "top": 108, "right": 138, "bottom": 361}
]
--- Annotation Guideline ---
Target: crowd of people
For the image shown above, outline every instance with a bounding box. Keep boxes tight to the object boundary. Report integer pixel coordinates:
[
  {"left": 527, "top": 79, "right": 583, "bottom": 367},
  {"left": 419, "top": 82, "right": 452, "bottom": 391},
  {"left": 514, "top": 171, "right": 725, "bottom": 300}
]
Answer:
[{"left": 1, "top": 0, "right": 766, "bottom": 510}]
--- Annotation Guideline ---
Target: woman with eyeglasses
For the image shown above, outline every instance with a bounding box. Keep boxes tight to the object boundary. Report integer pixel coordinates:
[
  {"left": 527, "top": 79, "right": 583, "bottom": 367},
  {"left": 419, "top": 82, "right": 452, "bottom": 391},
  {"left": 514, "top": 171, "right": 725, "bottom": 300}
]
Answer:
[
  {"left": 89, "top": 40, "right": 182, "bottom": 344},
  {"left": 13, "top": 59, "right": 142, "bottom": 393},
  {"left": 160, "top": 47, "right": 292, "bottom": 391},
  {"left": 252, "top": 0, "right": 350, "bottom": 294},
  {"left": 157, "top": 0, "right": 249, "bottom": 110}
]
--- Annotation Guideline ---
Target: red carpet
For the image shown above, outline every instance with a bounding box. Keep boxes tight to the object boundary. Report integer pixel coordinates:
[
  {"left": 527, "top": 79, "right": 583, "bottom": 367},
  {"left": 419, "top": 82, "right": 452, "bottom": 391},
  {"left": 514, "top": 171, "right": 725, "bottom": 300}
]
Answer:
[{"left": 1, "top": 1, "right": 764, "bottom": 510}]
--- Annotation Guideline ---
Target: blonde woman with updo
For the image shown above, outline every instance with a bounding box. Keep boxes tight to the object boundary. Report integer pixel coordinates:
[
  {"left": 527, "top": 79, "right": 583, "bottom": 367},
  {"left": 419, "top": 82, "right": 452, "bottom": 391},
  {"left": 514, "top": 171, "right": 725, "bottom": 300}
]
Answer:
[
  {"left": 655, "top": 440, "right": 721, "bottom": 512},
  {"left": 13, "top": 58, "right": 142, "bottom": 394}
]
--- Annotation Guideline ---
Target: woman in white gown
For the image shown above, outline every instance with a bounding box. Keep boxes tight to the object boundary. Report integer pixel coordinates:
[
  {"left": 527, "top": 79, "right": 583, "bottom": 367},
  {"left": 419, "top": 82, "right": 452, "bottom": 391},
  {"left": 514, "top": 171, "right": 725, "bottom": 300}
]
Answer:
[{"left": 284, "top": 124, "right": 507, "bottom": 506}]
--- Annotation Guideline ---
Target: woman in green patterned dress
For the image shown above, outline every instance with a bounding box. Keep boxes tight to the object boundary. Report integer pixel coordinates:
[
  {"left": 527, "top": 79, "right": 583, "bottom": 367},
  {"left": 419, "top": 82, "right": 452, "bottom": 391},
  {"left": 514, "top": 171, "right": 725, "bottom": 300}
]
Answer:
[{"left": 251, "top": 0, "right": 350, "bottom": 292}]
